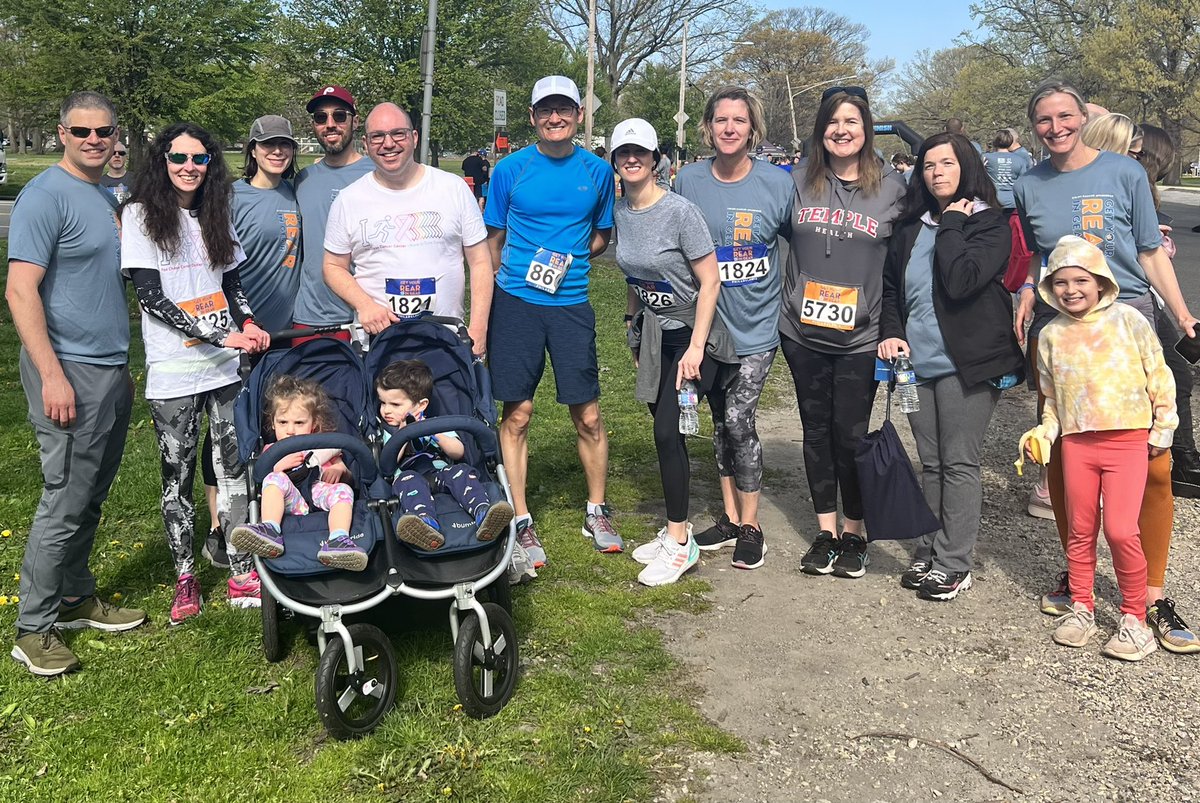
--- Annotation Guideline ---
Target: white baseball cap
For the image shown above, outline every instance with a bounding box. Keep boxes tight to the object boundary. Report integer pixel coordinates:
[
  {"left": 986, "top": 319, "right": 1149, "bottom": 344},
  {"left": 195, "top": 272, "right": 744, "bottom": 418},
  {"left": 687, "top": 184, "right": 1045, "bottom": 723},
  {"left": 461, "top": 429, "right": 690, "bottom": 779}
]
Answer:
[
  {"left": 531, "top": 75, "right": 581, "bottom": 107},
  {"left": 611, "top": 118, "right": 658, "bottom": 152}
]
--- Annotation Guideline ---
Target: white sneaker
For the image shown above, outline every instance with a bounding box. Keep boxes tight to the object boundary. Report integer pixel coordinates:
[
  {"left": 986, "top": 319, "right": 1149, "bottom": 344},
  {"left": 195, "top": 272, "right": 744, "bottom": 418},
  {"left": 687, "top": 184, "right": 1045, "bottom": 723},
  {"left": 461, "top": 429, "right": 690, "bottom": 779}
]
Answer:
[
  {"left": 632, "top": 524, "right": 692, "bottom": 566},
  {"left": 507, "top": 540, "right": 538, "bottom": 586},
  {"left": 637, "top": 532, "right": 699, "bottom": 587},
  {"left": 1102, "top": 614, "right": 1158, "bottom": 662}
]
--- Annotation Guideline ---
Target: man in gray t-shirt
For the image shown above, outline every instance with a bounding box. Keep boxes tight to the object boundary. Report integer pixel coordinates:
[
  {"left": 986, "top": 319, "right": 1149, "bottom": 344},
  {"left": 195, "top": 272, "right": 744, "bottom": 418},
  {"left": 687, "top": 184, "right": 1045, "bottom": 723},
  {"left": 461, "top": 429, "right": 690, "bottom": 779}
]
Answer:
[
  {"left": 6, "top": 91, "right": 145, "bottom": 677},
  {"left": 293, "top": 84, "right": 374, "bottom": 328}
]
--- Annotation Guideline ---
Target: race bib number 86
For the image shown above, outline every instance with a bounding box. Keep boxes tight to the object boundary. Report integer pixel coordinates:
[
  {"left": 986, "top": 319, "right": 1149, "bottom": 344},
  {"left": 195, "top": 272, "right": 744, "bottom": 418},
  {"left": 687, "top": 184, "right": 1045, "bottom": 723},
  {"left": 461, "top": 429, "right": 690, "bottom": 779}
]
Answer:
[
  {"left": 715, "top": 244, "right": 770, "bottom": 287},
  {"left": 525, "top": 248, "right": 572, "bottom": 294}
]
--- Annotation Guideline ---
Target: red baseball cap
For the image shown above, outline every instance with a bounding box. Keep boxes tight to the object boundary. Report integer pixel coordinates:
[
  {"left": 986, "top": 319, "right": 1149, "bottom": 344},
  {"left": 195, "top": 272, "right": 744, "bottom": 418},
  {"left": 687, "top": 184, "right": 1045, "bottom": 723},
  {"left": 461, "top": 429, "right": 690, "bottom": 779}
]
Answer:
[{"left": 306, "top": 85, "right": 357, "bottom": 114}]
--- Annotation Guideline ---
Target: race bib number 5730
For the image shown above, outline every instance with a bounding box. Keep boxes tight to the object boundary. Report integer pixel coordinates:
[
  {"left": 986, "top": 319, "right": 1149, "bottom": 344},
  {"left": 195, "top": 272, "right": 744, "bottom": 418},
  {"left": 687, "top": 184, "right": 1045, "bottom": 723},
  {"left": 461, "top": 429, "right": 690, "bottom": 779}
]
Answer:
[
  {"left": 800, "top": 280, "right": 858, "bottom": 331},
  {"left": 715, "top": 243, "right": 770, "bottom": 287}
]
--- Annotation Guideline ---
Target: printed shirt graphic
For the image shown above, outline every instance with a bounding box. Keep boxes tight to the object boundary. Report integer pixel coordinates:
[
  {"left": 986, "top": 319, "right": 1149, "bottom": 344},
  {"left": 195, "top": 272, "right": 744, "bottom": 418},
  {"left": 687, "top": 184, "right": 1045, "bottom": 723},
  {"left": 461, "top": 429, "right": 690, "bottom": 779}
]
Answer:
[
  {"left": 233, "top": 179, "right": 302, "bottom": 333},
  {"left": 325, "top": 167, "right": 486, "bottom": 321}
]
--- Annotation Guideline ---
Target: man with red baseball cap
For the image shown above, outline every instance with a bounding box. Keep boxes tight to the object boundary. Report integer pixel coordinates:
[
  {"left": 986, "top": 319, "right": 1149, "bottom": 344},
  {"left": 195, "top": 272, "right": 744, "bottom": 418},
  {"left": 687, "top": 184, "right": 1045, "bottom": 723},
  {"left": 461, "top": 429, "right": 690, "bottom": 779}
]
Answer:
[{"left": 293, "top": 84, "right": 374, "bottom": 331}]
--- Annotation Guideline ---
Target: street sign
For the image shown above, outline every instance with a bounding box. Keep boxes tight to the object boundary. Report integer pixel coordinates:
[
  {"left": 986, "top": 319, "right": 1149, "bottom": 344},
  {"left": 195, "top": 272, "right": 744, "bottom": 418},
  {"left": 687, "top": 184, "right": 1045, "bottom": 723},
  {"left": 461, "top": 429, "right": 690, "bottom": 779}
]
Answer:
[
  {"left": 493, "top": 90, "right": 507, "bottom": 127},
  {"left": 585, "top": 91, "right": 602, "bottom": 112},
  {"left": 791, "top": 137, "right": 803, "bottom": 151},
  {"left": 673, "top": 111, "right": 689, "bottom": 125}
]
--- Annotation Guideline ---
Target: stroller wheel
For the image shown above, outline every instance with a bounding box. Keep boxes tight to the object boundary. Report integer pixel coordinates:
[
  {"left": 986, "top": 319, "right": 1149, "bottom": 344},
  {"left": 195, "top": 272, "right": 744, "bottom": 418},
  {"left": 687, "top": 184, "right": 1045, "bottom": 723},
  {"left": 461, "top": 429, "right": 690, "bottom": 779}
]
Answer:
[
  {"left": 315, "top": 623, "right": 399, "bottom": 740},
  {"left": 481, "top": 576, "right": 513, "bottom": 615},
  {"left": 453, "top": 603, "right": 519, "bottom": 719},
  {"left": 261, "top": 580, "right": 284, "bottom": 663}
]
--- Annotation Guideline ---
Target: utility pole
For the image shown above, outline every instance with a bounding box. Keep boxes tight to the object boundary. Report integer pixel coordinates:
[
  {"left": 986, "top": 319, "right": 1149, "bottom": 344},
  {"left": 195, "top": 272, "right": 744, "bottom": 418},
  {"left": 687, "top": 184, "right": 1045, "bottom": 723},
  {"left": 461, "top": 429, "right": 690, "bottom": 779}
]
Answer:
[
  {"left": 674, "top": 21, "right": 688, "bottom": 167},
  {"left": 419, "top": 0, "right": 438, "bottom": 164}
]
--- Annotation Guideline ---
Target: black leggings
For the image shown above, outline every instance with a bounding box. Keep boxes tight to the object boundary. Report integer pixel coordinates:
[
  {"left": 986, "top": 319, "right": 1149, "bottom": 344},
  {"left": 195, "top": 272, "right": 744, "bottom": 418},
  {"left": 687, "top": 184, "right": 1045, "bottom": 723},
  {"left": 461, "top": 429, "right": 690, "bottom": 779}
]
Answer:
[
  {"left": 781, "top": 335, "right": 877, "bottom": 520},
  {"left": 649, "top": 326, "right": 719, "bottom": 522}
]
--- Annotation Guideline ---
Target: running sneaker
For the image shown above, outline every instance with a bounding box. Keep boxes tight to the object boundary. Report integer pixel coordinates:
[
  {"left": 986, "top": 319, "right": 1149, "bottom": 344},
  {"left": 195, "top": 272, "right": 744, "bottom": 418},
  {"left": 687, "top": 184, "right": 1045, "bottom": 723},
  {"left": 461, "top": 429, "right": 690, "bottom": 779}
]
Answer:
[
  {"left": 11, "top": 628, "right": 80, "bottom": 677},
  {"left": 831, "top": 534, "right": 869, "bottom": 579},
  {"left": 1147, "top": 597, "right": 1200, "bottom": 654},
  {"left": 475, "top": 501, "right": 515, "bottom": 542},
  {"left": 517, "top": 519, "right": 547, "bottom": 568},
  {"left": 693, "top": 514, "right": 739, "bottom": 551},
  {"left": 57, "top": 596, "right": 146, "bottom": 632},
  {"left": 917, "top": 569, "right": 972, "bottom": 601},
  {"left": 1027, "top": 479, "right": 1056, "bottom": 520},
  {"left": 1040, "top": 571, "right": 1072, "bottom": 616},
  {"left": 633, "top": 524, "right": 692, "bottom": 566},
  {"left": 229, "top": 521, "right": 284, "bottom": 559},
  {"left": 583, "top": 505, "right": 624, "bottom": 553},
  {"left": 317, "top": 533, "right": 369, "bottom": 571},
  {"left": 507, "top": 539, "right": 538, "bottom": 586},
  {"left": 638, "top": 532, "right": 699, "bottom": 587},
  {"left": 396, "top": 515, "right": 446, "bottom": 550},
  {"left": 227, "top": 571, "right": 261, "bottom": 609},
  {"left": 170, "top": 574, "right": 202, "bottom": 625},
  {"left": 1101, "top": 614, "right": 1158, "bottom": 662},
  {"left": 202, "top": 525, "right": 231, "bottom": 569},
  {"left": 1052, "top": 601, "right": 1098, "bottom": 648},
  {"left": 731, "top": 524, "right": 766, "bottom": 570},
  {"left": 900, "top": 560, "right": 932, "bottom": 590},
  {"left": 800, "top": 531, "right": 840, "bottom": 576}
]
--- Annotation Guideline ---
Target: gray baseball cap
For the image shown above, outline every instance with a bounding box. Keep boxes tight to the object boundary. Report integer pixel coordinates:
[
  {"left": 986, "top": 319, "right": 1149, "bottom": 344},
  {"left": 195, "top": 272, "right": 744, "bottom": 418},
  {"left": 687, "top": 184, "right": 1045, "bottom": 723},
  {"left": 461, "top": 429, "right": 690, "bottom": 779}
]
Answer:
[{"left": 248, "top": 115, "right": 297, "bottom": 145}]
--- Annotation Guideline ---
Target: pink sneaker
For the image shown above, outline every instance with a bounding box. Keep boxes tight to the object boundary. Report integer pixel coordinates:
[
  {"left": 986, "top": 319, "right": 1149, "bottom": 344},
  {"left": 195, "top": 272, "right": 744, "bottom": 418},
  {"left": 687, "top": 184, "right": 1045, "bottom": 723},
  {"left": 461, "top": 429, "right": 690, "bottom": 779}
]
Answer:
[
  {"left": 169, "top": 574, "right": 202, "bottom": 626},
  {"left": 227, "top": 570, "right": 261, "bottom": 609}
]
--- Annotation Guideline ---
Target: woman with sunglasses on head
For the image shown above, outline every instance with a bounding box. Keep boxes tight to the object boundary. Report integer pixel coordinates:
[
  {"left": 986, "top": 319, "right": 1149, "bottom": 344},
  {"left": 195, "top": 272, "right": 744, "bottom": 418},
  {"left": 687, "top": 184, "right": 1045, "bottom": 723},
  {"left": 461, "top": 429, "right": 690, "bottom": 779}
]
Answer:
[
  {"left": 121, "top": 122, "right": 270, "bottom": 626},
  {"left": 674, "top": 86, "right": 793, "bottom": 571},
  {"left": 1013, "top": 79, "right": 1200, "bottom": 654},
  {"left": 878, "top": 133, "right": 1024, "bottom": 600},
  {"left": 779, "top": 86, "right": 906, "bottom": 583}
]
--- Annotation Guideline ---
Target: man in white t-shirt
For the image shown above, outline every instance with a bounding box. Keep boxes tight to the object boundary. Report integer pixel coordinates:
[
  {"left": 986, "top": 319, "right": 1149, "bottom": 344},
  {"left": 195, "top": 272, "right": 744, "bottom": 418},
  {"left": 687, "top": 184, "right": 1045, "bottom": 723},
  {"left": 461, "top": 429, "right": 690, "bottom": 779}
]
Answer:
[{"left": 323, "top": 102, "right": 493, "bottom": 354}]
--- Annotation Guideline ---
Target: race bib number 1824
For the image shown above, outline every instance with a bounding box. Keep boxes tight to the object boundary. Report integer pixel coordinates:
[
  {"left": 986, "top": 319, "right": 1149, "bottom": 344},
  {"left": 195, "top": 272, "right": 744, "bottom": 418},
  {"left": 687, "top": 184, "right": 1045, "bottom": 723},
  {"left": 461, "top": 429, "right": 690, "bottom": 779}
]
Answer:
[{"left": 715, "top": 243, "right": 770, "bottom": 287}]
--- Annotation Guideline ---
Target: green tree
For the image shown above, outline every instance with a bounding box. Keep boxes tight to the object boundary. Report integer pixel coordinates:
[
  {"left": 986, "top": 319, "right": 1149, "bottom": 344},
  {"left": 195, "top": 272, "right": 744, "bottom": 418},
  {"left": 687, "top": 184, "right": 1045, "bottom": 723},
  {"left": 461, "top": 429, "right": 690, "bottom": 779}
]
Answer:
[{"left": 619, "top": 62, "right": 705, "bottom": 155}]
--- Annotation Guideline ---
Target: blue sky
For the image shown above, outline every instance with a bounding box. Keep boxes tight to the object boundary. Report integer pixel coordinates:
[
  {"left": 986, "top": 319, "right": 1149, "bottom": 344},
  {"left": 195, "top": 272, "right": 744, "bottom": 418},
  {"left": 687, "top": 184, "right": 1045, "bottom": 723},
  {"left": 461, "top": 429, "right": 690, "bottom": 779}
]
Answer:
[{"left": 757, "top": 1, "right": 979, "bottom": 72}]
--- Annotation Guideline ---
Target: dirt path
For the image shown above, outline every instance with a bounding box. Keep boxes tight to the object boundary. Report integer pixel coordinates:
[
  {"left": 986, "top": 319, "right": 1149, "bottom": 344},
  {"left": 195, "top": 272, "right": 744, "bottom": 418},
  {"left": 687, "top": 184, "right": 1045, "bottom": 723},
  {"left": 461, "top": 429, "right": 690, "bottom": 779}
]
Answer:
[{"left": 657, "top": 375, "right": 1200, "bottom": 803}]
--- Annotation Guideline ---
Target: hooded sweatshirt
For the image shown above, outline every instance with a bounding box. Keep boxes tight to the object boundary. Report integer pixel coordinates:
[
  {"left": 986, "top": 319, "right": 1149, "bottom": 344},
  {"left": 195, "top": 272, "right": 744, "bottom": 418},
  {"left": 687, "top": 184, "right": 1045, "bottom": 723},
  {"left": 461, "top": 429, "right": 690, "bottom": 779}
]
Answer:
[
  {"left": 779, "top": 169, "right": 906, "bottom": 354},
  {"left": 1036, "top": 235, "right": 1177, "bottom": 448}
]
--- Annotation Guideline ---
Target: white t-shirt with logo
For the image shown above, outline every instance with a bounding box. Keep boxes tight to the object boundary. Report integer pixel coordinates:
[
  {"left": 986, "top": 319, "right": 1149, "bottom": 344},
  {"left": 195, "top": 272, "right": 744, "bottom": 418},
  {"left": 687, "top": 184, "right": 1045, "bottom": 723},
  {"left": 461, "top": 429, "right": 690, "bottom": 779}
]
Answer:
[
  {"left": 324, "top": 167, "right": 487, "bottom": 322},
  {"left": 121, "top": 203, "right": 245, "bottom": 399}
]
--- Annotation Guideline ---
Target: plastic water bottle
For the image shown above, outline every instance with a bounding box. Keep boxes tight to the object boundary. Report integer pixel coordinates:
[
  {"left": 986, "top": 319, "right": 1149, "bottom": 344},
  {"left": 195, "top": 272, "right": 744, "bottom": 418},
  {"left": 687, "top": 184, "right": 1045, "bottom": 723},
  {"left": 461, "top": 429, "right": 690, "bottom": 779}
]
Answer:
[
  {"left": 894, "top": 351, "right": 920, "bottom": 414},
  {"left": 678, "top": 380, "right": 700, "bottom": 435}
]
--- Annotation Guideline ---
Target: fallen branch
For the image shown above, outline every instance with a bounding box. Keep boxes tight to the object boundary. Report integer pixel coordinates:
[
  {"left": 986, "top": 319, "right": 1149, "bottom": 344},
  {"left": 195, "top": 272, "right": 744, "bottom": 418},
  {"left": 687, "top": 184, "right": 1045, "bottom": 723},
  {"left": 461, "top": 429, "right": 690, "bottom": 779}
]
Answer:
[{"left": 851, "top": 731, "right": 1025, "bottom": 795}]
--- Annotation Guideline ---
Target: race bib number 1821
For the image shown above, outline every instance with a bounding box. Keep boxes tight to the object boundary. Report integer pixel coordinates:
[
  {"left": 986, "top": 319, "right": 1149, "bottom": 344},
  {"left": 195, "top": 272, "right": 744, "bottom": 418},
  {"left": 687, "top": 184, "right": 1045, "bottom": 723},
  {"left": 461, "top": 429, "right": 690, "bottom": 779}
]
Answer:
[
  {"left": 715, "top": 243, "right": 770, "bottom": 287},
  {"left": 385, "top": 277, "right": 436, "bottom": 318}
]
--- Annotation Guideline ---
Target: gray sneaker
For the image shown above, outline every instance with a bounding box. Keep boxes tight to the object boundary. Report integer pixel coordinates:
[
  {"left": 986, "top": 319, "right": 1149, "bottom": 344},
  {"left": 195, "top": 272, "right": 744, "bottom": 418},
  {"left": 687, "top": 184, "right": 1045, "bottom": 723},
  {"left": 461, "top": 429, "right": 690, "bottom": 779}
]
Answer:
[
  {"left": 517, "top": 519, "right": 547, "bottom": 568},
  {"left": 583, "top": 505, "right": 624, "bottom": 553},
  {"left": 1102, "top": 614, "right": 1158, "bottom": 662},
  {"left": 507, "top": 539, "right": 538, "bottom": 586},
  {"left": 12, "top": 629, "right": 81, "bottom": 677},
  {"left": 1052, "top": 601, "right": 1097, "bottom": 648}
]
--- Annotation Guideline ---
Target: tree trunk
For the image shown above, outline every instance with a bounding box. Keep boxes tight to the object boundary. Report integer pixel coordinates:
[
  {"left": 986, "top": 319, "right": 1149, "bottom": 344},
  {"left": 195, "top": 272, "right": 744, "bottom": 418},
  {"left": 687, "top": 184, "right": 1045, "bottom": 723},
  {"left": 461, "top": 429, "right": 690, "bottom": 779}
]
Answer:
[{"left": 128, "top": 115, "right": 149, "bottom": 164}]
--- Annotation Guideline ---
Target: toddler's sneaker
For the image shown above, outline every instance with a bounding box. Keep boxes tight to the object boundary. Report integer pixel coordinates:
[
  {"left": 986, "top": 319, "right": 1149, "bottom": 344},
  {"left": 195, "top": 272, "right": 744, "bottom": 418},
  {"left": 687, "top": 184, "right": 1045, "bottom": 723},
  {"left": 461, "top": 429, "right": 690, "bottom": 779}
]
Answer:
[
  {"left": 1052, "top": 601, "right": 1097, "bottom": 647},
  {"left": 731, "top": 524, "right": 766, "bottom": 570},
  {"left": 507, "top": 540, "right": 538, "bottom": 586},
  {"left": 1147, "top": 597, "right": 1200, "bottom": 654},
  {"left": 693, "top": 514, "right": 739, "bottom": 551},
  {"left": 583, "top": 505, "right": 624, "bottom": 553},
  {"left": 917, "top": 569, "right": 972, "bottom": 601},
  {"left": 800, "top": 531, "right": 840, "bottom": 575},
  {"left": 517, "top": 519, "right": 547, "bottom": 568},
  {"left": 1027, "top": 479, "right": 1056, "bottom": 520},
  {"left": 831, "top": 533, "right": 869, "bottom": 579},
  {"left": 170, "top": 574, "right": 202, "bottom": 626},
  {"left": 1040, "top": 571, "right": 1073, "bottom": 616},
  {"left": 475, "top": 501, "right": 515, "bottom": 542},
  {"left": 397, "top": 515, "right": 446, "bottom": 550},
  {"left": 317, "top": 533, "right": 369, "bottom": 571},
  {"left": 900, "top": 560, "right": 932, "bottom": 590},
  {"left": 638, "top": 532, "right": 699, "bottom": 587},
  {"left": 229, "top": 522, "right": 284, "bottom": 559},
  {"left": 227, "top": 571, "right": 262, "bottom": 609},
  {"left": 1102, "top": 614, "right": 1158, "bottom": 662}
]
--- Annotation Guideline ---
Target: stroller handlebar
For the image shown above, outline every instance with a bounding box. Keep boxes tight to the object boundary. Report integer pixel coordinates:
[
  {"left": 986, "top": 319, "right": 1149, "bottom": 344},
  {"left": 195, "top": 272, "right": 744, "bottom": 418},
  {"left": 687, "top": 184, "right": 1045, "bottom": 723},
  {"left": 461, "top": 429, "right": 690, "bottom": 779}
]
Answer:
[
  {"left": 251, "top": 433, "right": 380, "bottom": 485},
  {"left": 378, "top": 416, "right": 499, "bottom": 475}
]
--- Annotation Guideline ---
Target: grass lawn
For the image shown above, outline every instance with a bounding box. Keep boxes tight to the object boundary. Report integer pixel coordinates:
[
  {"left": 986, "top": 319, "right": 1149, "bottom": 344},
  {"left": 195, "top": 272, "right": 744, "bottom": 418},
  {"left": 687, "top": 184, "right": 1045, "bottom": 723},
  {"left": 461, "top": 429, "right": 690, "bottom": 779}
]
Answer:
[{"left": 0, "top": 259, "right": 738, "bottom": 801}]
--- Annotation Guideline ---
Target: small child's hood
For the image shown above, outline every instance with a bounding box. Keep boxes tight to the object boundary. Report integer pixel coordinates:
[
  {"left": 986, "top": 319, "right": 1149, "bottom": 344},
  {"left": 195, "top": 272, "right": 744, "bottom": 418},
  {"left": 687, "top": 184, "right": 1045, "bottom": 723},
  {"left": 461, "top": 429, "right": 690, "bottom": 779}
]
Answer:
[{"left": 1037, "top": 234, "right": 1120, "bottom": 319}]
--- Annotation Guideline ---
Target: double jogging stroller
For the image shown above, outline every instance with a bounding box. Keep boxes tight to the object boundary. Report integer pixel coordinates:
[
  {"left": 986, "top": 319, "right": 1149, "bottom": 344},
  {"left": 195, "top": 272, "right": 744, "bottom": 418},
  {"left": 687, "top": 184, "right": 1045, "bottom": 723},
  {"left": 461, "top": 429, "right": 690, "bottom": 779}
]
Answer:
[{"left": 233, "top": 318, "right": 519, "bottom": 739}]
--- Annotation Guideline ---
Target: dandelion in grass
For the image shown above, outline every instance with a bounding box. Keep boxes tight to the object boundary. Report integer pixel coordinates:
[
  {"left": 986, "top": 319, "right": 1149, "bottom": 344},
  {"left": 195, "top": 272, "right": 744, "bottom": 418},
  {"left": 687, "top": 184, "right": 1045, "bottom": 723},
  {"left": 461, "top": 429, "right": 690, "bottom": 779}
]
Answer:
[
  {"left": 0, "top": 595, "right": 8, "bottom": 606},
  {"left": 1, "top": 529, "right": 11, "bottom": 537}
]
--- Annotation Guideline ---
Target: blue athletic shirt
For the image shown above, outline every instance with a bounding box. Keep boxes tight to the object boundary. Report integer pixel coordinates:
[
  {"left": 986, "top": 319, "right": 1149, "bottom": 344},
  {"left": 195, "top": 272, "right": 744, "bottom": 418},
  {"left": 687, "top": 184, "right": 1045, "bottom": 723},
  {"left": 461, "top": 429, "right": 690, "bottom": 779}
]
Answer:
[{"left": 484, "top": 145, "right": 615, "bottom": 306}]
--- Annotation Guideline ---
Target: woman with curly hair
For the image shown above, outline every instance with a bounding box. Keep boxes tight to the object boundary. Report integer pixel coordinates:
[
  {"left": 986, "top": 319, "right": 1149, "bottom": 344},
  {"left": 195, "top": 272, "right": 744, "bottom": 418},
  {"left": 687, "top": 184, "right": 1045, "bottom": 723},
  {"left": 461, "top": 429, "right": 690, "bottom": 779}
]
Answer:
[{"left": 121, "top": 122, "right": 270, "bottom": 625}]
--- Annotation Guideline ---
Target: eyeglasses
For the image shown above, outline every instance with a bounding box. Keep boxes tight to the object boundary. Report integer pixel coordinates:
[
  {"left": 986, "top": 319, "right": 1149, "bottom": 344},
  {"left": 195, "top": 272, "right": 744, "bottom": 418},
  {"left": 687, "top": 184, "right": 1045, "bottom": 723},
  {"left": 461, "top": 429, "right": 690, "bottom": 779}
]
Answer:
[
  {"left": 113, "top": 150, "right": 127, "bottom": 156},
  {"left": 533, "top": 105, "right": 578, "bottom": 120},
  {"left": 165, "top": 152, "right": 212, "bottom": 166},
  {"left": 65, "top": 125, "right": 117, "bottom": 139},
  {"left": 1129, "top": 150, "right": 1143, "bottom": 161},
  {"left": 366, "top": 128, "right": 414, "bottom": 146},
  {"left": 312, "top": 109, "right": 352, "bottom": 125},
  {"left": 820, "top": 86, "right": 869, "bottom": 103}
]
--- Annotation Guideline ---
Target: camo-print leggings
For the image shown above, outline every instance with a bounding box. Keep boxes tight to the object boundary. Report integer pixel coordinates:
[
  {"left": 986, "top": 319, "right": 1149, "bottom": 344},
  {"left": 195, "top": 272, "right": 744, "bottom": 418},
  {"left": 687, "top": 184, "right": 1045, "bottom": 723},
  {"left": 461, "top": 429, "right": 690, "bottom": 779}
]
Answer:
[
  {"left": 148, "top": 381, "right": 251, "bottom": 577},
  {"left": 708, "top": 349, "right": 776, "bottom": 493}
]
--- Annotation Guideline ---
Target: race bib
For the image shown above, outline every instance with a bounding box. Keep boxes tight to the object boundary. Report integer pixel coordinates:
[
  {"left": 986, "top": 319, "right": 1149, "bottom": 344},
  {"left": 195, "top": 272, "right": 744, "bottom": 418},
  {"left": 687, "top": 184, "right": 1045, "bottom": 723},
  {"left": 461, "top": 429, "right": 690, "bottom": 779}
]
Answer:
[
  {"left": 799, "top": 280, "right": 858, "bottom": 331},
  {"left": 179, "top": 292, "right": 231, "bottom": 347},
  {"left": 626, "top": 277, "right": 675, "bottom": 309},
  {"left": 525, "top": 248, "right": 572, "bottom": 294},
  {"left": 385, "top": 277, "right": 435, "bottom": 318},
  {"left": 715, "top": 244, "right": 770, "bottom": 287}
]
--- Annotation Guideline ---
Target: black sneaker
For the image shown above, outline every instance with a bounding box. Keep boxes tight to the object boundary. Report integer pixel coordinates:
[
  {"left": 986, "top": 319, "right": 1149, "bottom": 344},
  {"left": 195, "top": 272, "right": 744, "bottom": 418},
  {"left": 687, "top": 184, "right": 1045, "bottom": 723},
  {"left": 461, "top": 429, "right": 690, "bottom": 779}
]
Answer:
[
  {"left": 202, "top": 526, "right": 230, "bottom": 570},
  {"left": 731, "top": 524, "right": 766, "bottom": 570},
  {"left": 694, "top": 514, "right": 740, "bottom": 551},
  {"left": 831, "top": 534, "right": 869, "bottom": 579},
  {"left": 1171, "top": 449, "right": 1200, "bottom": 499},
  {"left": 901, "top": 560, "right": 932, "bottom": 590},
  {"left": 917, "top": 569, "right": 972, "bottom": 601},
  {"left": 800, "top": 531, "right": 840, "bottom": 575}
]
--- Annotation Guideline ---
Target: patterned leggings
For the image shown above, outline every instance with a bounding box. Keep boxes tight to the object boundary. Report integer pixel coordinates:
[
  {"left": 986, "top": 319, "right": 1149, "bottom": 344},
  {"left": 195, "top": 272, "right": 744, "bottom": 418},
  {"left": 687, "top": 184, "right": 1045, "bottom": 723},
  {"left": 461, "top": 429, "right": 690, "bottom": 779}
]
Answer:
[
  {"left": 393, "top": 462, "right": 490, "bottom": 522},
  {"left": 708, "top": 349, "right": 776, "bottom": 493},
  {"left": 263, "top": 472, "right": 355, "bottom": 518}
]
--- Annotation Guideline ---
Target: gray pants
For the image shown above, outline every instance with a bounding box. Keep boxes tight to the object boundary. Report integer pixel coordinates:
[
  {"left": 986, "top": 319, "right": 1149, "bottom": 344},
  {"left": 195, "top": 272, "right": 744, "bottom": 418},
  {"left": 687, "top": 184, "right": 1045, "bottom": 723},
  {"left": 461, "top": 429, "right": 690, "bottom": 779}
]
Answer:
[
  {"left": 148, "top": 382, "right": 250, "bottom": 577},
  {"left": 907, "top": 373, "right": 999, "bottom": 573},
  {"left": 17, "top": 352, "right": 132, "bottom": 634}
]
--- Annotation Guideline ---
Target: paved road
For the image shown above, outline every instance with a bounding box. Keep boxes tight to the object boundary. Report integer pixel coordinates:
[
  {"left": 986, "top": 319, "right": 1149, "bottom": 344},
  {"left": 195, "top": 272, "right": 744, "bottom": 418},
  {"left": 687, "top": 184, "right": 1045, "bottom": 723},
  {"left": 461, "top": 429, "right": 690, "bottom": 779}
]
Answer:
[{"left": 0, "top": 199, "right": 11, "bottom": 241}]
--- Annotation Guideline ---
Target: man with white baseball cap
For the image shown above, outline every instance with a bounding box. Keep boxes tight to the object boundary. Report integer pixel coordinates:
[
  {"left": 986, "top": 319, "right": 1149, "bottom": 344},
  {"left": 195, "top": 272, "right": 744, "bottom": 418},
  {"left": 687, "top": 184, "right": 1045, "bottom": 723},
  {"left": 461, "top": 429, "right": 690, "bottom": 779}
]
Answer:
[{"left": 483, "top": 74, "right": 622, "bottom": 568}]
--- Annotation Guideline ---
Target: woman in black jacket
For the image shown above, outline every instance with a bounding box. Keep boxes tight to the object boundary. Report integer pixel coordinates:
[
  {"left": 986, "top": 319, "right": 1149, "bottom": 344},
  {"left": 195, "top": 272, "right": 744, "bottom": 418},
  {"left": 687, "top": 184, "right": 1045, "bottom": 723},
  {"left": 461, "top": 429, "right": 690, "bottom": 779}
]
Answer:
[{"left": 878, "top": 132, "right": 1025, "bottom": 601}]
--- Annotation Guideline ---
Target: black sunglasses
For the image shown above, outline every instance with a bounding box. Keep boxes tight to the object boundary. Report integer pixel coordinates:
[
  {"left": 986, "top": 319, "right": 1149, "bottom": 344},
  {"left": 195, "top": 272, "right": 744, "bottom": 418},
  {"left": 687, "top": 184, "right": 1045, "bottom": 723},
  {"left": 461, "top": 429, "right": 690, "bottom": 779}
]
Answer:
[
  {"left": 820, "top": 86, "right": 869, "bottom": 104},
  {"left": 312, "top": 109, "right": 352, "bottom": 125},
  {"left": 166, "top": 152, "right": 212, "bottom": 166},
  {"left": 113, "top": 150, "right": 127, "bottom": 156},
  {"left": 66, "top": 125, "right": 117, "bottom": 139}
]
